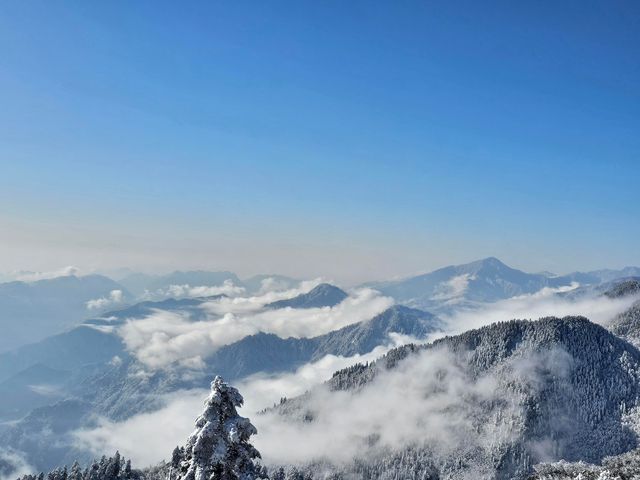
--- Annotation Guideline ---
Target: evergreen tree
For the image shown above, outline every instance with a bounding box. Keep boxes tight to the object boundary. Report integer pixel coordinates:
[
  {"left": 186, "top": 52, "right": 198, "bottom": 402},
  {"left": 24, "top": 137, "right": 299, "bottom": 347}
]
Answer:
[
  {"left": 171, "top": 447, "right": 183, "bottom": 470},
  {"left": 123, "top": 459, "right": 132, "bottom": 480},
  {"left": 69, "top": 462, "right": 83, "bottom": 480},
  {"left": 104, "top": 452, "right": 120, "bottom": 480},
  {"left": 178, "top": 376, "right": 267, "bottom": 480}
]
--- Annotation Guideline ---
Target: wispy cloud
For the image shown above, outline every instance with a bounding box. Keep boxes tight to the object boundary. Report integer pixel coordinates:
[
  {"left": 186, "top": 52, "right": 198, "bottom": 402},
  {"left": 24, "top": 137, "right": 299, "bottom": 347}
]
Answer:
[
  {"left": 72, "top": 336, "right": 411, "bottom": 468},
  {"left": 70, "top": 285, "right": 638, "bottom": 474},
  {"left": 74, "top": 340, "right": 571, "bottom": 474},
  {"left": 74, "top": 389, "right": 206, "bottom": 467},
  {"left": 441, "top": 283, "right": 639, "bottom": 334},
  {"left": 12, "top": 266, "right": 80, "bottom": 282},
  {"left": 86, "top": 289, "right": 124, "bottom": 310},
  {"left": 256, "top": 277, "right": 296, "bottom": 294},
  {"left": 118, "top": 286, "right": 393, "bottom": 369},
  {"left": 252, "top": 345, "right": 572, "bottom": 471},
  {"left": 0, "top": 449, "right": 34, "bottom": 480},
  {"left": 431, "top": 273, "right": 475, "bottom": 302},
  {"left": 143, "top": 280, "right": 246, "bottom": 300},
  {"left": 237, "top": 332, "right": 420, "bottom": 414}
]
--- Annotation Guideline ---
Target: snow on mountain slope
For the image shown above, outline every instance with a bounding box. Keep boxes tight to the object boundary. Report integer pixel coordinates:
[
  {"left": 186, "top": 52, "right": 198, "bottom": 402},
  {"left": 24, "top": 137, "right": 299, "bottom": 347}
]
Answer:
[
  {"left": 366, "top": 257, "right": 581, "bottom": 312},
  {"left": 261, "top": 316, "right": 640, "bottom": 479}
]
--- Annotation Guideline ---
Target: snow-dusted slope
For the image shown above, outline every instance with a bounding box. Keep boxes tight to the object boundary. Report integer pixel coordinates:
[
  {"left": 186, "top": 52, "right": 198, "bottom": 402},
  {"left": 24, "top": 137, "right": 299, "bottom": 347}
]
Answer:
[
  {"left": 366, "top": 257, "right": 580, "bottom": 311},
  {"left": 268, "top": 316, "right": 640, "bottom": 479}
]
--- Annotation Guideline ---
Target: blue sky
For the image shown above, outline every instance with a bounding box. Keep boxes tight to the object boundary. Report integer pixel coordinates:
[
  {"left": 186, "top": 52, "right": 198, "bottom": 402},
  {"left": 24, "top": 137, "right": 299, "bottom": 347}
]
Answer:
[{"left": 0, "top": 1, "right": 638, "bottom": 282}]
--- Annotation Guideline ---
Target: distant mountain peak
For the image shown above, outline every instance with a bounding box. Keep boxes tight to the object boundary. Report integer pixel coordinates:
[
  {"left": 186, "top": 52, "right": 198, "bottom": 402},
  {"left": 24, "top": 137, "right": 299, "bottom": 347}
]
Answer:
[
  {"left": 309, "top": 283, "right": 344, "bottom": 294},
  {"left": 478, "top": 256, "right": 506, "bottom": 266},
  {"left": 464, "top": 256, "right": 512, "bottom": 273},
  {"left": 265, "top": 283, "right": 348, "bottom": 309},
  {"left": 365, "top": 257, "right": 583, "bottom": 311}
]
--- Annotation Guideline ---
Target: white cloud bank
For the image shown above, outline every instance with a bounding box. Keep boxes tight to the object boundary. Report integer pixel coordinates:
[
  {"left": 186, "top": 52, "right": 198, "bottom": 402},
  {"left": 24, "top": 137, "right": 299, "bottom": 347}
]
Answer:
[
  {"left": 143, "top": 280, "right": 247, "bottom": 300},
  {"left": 252, "top": 346, "right": 528, "bottom": 468},
  {"left": 73, "top": 281, "right": 640, "bottom": 473},
  {"left": 441, "top": 284, "right": 640, "bottom": 335},
  {"left": 118, "top": 286, "right": 394, "bottom": 369},
  {"left": 75, "top": 389, "right": 206, "bottom": 467},
  {"left": 74, "top": 341, "right": 570, "bottom": 475},
  {"left": 86, "top": 289, "right": 124, "bottom": 310},
  {"left": 73, "top": 336, "right": 412, "bottom": 468},
  {"left": 0, "top": 449, "right": 34, "bottom": 480},
  {"left": 431, "top": 273, "right": 475, "bottom": 302}
]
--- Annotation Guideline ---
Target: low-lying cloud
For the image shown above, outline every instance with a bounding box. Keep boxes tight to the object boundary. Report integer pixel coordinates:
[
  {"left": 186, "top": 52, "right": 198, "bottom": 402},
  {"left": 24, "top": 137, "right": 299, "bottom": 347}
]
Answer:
[
  {"left": 441, "top": 284, "right": 639, "bottom": 335},
  {"left": 86, "top": 289, "right": 124, "bottom": 310},
  {"left": 73, "top": 336, "right": 411, "bottom": 468},
  {"left": 237, "top": 332, "right": 419, "bottom": 414},
  {"left": 76, "top": 341, "right": 572, "bottom": 476},
  {"left": 143, "top": 280, "right": 247, "bottom": 300},
  {"left": 256, "top": 277, "right": 297, "bottom": 295},
  {"left": 118, "top": 286, "right": 393, "bottom": 369},
  {"left": 12, "top": 266, "right": 80, "bottom": 282},
  {"left": 253, "top": 345, "right": 573, "bottom": 473},
  {"left": 0, "top": 449, "right": 34, "bottom": 480},
  {"left": 71, "top": 283, "right": 639, "bottom": 475},
  {"left": 74, "top": 389, "right": 207, "bottom": 468},
  {"left": 431, "top": 273, "right": 475, "bottom": 302}
]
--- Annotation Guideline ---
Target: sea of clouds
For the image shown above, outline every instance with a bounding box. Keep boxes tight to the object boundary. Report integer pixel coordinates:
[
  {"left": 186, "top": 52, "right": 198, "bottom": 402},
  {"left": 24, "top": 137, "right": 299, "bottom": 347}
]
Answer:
[{"left": 71, "top": 280, "right": 640, "bottom": 471}]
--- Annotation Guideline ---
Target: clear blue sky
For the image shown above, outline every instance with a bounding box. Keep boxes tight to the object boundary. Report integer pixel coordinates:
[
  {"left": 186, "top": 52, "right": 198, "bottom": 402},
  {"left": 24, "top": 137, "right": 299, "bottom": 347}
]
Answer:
[{"left": 0, "top": 1, "right": 638, "bottom": 282}]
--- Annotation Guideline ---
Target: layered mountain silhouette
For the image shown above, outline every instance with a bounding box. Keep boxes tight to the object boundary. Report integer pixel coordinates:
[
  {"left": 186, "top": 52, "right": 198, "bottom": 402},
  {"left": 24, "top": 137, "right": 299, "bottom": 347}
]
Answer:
[
  {"left": 0, "top": 274, "right": 130, "bottom": 352},
  {"left": 75, "top": 305, "right": 442, "bottom": 420},
  {"left": 0, "top": 301, "right": 441, "bottom": 472},
  {"left": 3, "top": 259, "right": 640, "bottom": 478}
]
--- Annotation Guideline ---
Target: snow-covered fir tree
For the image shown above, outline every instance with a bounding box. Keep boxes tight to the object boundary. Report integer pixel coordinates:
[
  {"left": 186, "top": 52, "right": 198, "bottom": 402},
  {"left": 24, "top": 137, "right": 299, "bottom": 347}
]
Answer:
[
  {"left": 529, "top": 446, "right": 640, "bottom": 479},
  {"left": 14, "top": 379, "right": 267, "bottom": 480},
  {"left": 174, "top": 376, "right": 267, "bottom": 480}
]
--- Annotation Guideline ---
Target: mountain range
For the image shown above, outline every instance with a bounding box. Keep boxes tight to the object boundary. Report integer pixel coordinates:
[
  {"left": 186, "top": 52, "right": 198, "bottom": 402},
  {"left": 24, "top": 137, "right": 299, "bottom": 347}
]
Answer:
[
  {"left": 0, "top": 274, "right": 130, "bottom": 353},
  {"left": 0, "top": 296, "right": 442, "bottom": 473},
  {"left": 364, "top": 257, "right": 638, "bottom": 312},
  {"left": 2, "top": 258, "right": 637, "bottom": 352},
  {"left": 2, "top": 258, "right": 640, "bottom": 478}
]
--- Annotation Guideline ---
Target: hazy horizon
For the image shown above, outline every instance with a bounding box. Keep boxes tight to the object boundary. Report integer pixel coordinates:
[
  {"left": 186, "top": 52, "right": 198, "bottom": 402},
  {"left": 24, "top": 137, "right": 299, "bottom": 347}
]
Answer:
[
  {"left": 1, "top": 1, "right": 639, "bottom": 282},
  {"left": 2, "top": 254, "right": 639, "bottom": 288}
]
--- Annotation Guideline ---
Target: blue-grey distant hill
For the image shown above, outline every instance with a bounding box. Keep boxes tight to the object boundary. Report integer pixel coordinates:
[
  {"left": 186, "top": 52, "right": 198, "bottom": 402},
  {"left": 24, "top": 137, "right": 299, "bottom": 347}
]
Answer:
[
  {"left": 0, "top": 301, "right": 440, "bottom": 420},
  {"left": 265, "top": 283, "right": 348, "bottom": 309},
  {"left": 0, "top": 296, "right": 219, "bottom": 386},
  {"left": 0, "top": 274, "right": 130, "bottom": 353}
]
